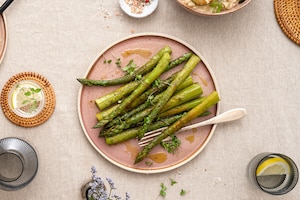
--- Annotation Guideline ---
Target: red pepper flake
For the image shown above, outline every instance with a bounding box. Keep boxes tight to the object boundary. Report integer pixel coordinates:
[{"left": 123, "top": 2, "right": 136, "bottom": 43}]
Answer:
[{"left": 125, "top": 0, "right": 152, "bottom": 14}]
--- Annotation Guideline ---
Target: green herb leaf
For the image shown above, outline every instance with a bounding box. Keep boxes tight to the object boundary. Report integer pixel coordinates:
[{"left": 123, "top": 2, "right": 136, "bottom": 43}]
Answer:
[
  {"left": 122, "top": 60, "right": 136, "bottom": 75},
  {"left": 115, "top": 58, "right": 122, "bottom": 67},
  {"left": 153, "top": 79, "right": 162, "bottom": 87},
  {"left": 135, "top": 74, "right": 142, "bottom": 81},
  {"left": 180, "top": 189, "right": 187, "bottom": 196},
  {"left": 33, "top": 88, "right": 41, "bottom": 93},
  {"left": 159, "top": 183, "right": 167, "bottom": 197},
  {"left": 160, "top": 135, "right": 181, "bottom": 154},
  {"left": 22, "top": 100, "right": 29, "bottom": 105},
  {"left": 146, "top": 95, "right": 154, "bottom": 103},
  {"left": 170, "top": 178, "right": 177, "bottom": 186},
  {"left": 210, "top": 0, "right": 223, "bottom": 13},
  {"left": 145, "top": 161, "right": 153, "bottom": 166},
  {"left": 24, "top": 91, "right": 32, "bottom": 96}
]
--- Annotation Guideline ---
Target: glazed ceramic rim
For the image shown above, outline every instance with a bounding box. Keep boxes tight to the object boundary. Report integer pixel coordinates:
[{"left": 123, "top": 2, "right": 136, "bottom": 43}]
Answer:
[
  {"left": 78, "top": 32, "right": 220, "bottom": 174},
  {"left": 176, "top": 0, "right": 252, "bottom": 16},
  {"left": 0, "top": 14, "right": 7, "bottom": 64}
]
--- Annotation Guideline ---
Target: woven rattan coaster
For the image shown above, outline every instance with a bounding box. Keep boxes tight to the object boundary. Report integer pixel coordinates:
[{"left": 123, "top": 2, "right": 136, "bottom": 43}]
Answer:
[
  {"left": 0, "top": 72, "right": 56, "bottom": 127},
  {"left": 274, "top": 0, "right": 300, "bottom": 45}
]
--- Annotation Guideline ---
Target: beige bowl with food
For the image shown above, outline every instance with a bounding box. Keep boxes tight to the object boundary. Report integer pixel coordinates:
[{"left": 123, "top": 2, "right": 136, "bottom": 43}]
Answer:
[{"left": 176, "top": 0, "right": 252, "bottom": 16}]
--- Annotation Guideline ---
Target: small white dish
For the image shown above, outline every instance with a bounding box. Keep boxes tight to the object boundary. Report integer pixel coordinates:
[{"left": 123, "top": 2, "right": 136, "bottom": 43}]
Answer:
[{"left": 119, "top": 0, "right": 158, "bottom": 18}]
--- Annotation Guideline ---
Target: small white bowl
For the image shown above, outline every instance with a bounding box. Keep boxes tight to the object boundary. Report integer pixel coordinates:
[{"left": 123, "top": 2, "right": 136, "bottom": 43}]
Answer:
[{"left": 119, "top": 0, "right": 159, "bottom": 18}]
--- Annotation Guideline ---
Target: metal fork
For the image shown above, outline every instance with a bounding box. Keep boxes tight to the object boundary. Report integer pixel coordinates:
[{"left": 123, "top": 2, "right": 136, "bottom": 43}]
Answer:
[{"left": 138, "top": 108, "right": 247, "bottom": 147}]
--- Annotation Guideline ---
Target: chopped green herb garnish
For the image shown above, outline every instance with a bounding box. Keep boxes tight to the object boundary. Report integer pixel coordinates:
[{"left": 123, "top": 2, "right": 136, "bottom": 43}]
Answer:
[
  {"left": 146, "top": 94, "right": 154, "bottom": 103},
  {"left": 122, "top": 60, "right": 136, "bottom": 75},
  {"left": 170, "top": 178, "right": 177, "bottom": 186},
  {"left": 103, "top": 59, "right": 112, "bottom": 64},
  {"left": 153, "top": 79, "right": 162, "bottom": 87},
  {"left": 135, "top": 74, "right": 142, "bottom": 80},
  {"left": 160, "top": 135, "right": 181, "bottom": 154},
  {"left": 159, "top": 183, "right": 167, "bottom": 197},
  {"left": 180, "top": 189, "right": 187, "bottom": 196},
  {"left": 210, "top": 0, "right": 223, "bottom": 13},
  {"left": 145, "top": 161, "right": 153, "bottom": 166},
  {"left": 115, "top": 58, "right": 122, "bottom": 67}
]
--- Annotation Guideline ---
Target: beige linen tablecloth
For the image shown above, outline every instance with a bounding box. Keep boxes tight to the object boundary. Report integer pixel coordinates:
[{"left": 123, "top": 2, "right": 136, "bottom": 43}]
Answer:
[{"left": 0, "top": 0, "right": 300, "bottom": 199}]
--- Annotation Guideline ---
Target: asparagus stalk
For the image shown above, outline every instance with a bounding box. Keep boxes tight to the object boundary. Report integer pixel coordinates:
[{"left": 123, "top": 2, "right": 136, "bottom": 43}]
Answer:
[
  {"left": 105, "top": 114, "right": 185, "bottom": 145},
  {"left": 137, "top": 54, "right": 201, "bottom": 139},
  {"left": 77, "top": 46, "right": 172, "bottom": 86},
  {"left": 97, "top": 52, "right": 171, "bottom": 127},
  {"left": 160, "top": 83, "right": 203, "bottom": 112},
  {"left": 158, "top": 97, "right": 206, "bottom": 118},
  {"left": 134, "top": 90, "right": 220, "bottom": 164},
  {"left": 175, "top": 75, "right": 194, "bottom": 92},
  {"left": 95, "top": 81, "right": 139, "bottom": 110}
]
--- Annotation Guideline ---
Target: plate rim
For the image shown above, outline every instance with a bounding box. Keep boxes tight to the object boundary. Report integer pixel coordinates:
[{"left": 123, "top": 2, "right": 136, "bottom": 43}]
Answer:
[
  {"left": 0, "top": 14, "right": 7, "bottom": 65},
  {"left": 77, "top": 32, "right": 220, "bottom": 174}
]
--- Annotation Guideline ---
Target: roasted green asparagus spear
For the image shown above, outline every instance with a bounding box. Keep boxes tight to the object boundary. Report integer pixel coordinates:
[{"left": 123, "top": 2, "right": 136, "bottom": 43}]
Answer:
[
  {"left": 158, "top": 97, "right": 206, "bottom": 118},
  {"left": 160, "top": 83, "right": 203, "bottom": 112},
  {"left": 95, "top": 81, "right": 139, "bottom": 110},
  {"left": 77, "top": 46, "right": 172, "bottom": 86}
]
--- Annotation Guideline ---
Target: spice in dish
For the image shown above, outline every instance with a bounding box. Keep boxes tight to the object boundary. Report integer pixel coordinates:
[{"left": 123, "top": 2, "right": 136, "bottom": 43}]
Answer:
[
  {"left": 125, "top": 0, "right": 152, "bottom": 14},
  {"left": 180, "top": 0, "right": 241, "bottom": 13}
]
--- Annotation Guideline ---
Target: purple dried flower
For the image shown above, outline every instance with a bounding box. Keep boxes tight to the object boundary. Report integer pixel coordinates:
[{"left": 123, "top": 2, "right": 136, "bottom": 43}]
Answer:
[
  {"left": 87, "top": 167, "right": 130, "bottom": 200},
  {"left": 125, "top": 192, "right": 130, "bottom": 200},
  {"left": 106, "top": 178, "right": 117, "bottom": 189}
]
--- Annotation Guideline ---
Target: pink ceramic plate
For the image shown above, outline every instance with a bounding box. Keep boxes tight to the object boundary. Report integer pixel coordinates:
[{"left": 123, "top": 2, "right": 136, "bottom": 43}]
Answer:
[
  {"left": 78, "top": 33, "right": 220, "bottom": 173},
  {"left": 0, "top": 14, "right": 7, "bottom": 64}
]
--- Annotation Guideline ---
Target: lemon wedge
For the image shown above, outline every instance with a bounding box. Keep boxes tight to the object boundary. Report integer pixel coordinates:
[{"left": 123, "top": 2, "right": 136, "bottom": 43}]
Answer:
[
  {"left": 11, "top": 86, "right": 31, "bottom": 109},
  {"left": 256, "top": 157, "right": 290, "bottom": 176}
]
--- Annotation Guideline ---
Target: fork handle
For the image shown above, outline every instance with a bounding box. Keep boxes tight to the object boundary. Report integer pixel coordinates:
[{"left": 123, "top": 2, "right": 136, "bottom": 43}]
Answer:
[
  {"left": 142, "top": 108, "right": 246, "bottom": 138},
  {"left": 179, "top": 108, "right": 247, "bottom": 132}
]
